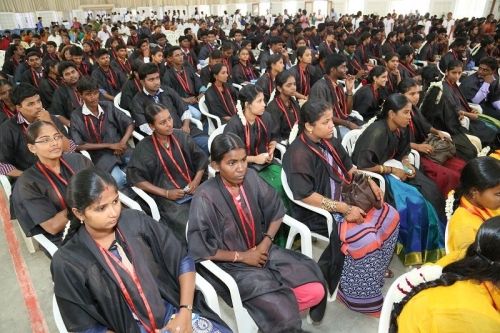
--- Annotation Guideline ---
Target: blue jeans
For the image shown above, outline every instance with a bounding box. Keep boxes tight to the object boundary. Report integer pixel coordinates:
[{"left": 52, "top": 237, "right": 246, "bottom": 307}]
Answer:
[
  {"left": 192, "top": 135, "right": 209, "bottom": 155},
  {"left": 111, "top": 165, "right": 127, "bottom": 189}
]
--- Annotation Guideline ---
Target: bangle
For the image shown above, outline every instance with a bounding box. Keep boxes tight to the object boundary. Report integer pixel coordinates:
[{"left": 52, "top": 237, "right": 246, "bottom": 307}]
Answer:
[
  {"left": 379, "top": 165, "right": 384, "bottom": 174},
  {"left": 233, "top": 251, "right": 240, "bottom": 262},
  {"left": 344, "top": 205, "right": 353, "bottom": 216},
  {"left": 321, "top": 197, "right": 337, "bottom": 212},
  {"left": 165, "top": 189, "right": 169, "bottom": 198},
  {"left": 179, "top": 304, "right": 193, "bottom": 311},
  {"left": 346, "top": 92, "right": 353, "bottom": 96},
  {"left": 263, "top": 233, "right": 274, "bottom": 242}
]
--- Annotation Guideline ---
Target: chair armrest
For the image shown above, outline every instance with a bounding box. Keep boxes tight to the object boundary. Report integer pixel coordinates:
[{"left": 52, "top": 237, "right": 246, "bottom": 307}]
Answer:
[
  {"left": 357, "top": 170, "right": 386, "bottom": 195},
  {"left": 282, "top": 215, "right": 312, "bottom": 258},
  {"left": 132, "top": 131, "right": 145, "bottom": 141},
  {"left": 0, "top": 175, "right": 12, "bottom": 198},
  {"left": 409, "top": 149, "right": 420, "bottom": 169},
  {"left": 274, "top": 143, "right": 286, "bottom": 164},
  {"left": 118, "top": 191, "right": 142, "bottom": 211},
  {"left": 191, "top": 118, "right": 204, "bottom": 131},
  {"left": 195, "top": 272, "right": 221, "bottom": 317},
  {"left": 130, "top": 187, "right": 161, "bottom": 221},
  {"left": 33, "top": 234, "right": 58, "bottom": 257},
  {"left": 232, "top": 83, "right": 243, "bottom": 90},
  {"left": 199, "top": 260, "right": 257, "bottom": 333},
  {"left": 79, "top": 150, "right": 91, "bottom": 160}
]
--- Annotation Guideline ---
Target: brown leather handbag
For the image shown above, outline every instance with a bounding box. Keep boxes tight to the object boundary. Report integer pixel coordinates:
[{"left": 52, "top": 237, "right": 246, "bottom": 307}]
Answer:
[
  {"left": 341, "top": 173, "right": 382, "bottom": 212},
  {"left": 423, "top": 134, "right": 456, "bottom": 164}
]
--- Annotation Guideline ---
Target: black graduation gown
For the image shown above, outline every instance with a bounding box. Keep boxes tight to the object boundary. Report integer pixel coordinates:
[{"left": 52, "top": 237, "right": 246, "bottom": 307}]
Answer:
[
  {"left": 282, "top": 134, "right": 348, "bottom": 294},
  {"left": 188, "top": 171, "right": 327, "bottom": 332},
  {"left": 420, "top": 84, "right": 478, "bottom": 160},
  {"left": 352, "top": 84, "right": 387, "bottom": 120},
  {"left": 91, "top": 66, "right": 126, "bottom": 96},
  {"left": 51, "top": 209, "right": 227, "bottom": 333},
  {"left": 460, "top": 73, "right": 500, "bottom": 119},
  {"left": 266, "top": 96, "right": 300, "bottom": 142},
  {"left": 204, "top": 84, "right": 238, "bottom": 122},
  {"left": 310, "top": 78, "right": 364, "bottom": 126},
  {"left": 199, "top": 66, "right": 213, "bottom": 87},
  {"left": 416, "top": 42, "right": 436, "bottom": 62},
  {"left": 39, "top": 77, "right": 59, "bottom": 109},
  {"left": 351, "top": 120, "right": 445, "bottom": 219},
  {"left": 0, "top": 115, "right": 69, "bottom": 172},
  {"left": 19, "top": 68, "right": 44, "bottom": 88},
  {"left": 409, "top": 105, "right": 432, "bottom": 144},
  {"left": 255, "top": 73, "right": 274, "bottom": 103},
  {"left": 70, "top": 101, "right": 133, "bottom": 173},
  {"left": 162, "top": 66, "right": 201, "bottom": 99},
  {"left": 385, "top": 72, "right": 399, "bottom": 95},
  {"left": 231, "top": 62, "right": 258, "bottom": 84},
  {"left": 50, "top": 84, "right": 83, "bottom": 120},
  {"left": 310, "top": 63, "right": 326, "bottom": 86},
  {"left": 130, "top": 88, "right": 203, "bottom": 137},
  {"left": 12, "top": 153, "right": 93, "bottom": 243},
  {"left": 442, "top": 81, "right": 497, "bottom": 146},
  {"left": 119, "top": 78, "right": 141, "bottom": 111},
  {"left": 126, "top": 131, "right": 208, "bottom": 238},
  {"left": 111, "top": 58, "right": 132, "bottom": 77},
  {"left": 223, "top": 112, "right": 278, "bottom": 158},
  {"left": 289, "top": 64, "right": 312, "bottom": 97},
  {"left": 0, "top": 101, "right": 16, "bottom": 125}
]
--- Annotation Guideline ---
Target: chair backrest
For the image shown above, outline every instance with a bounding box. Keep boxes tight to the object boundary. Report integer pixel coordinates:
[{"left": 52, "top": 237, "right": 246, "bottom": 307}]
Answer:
[
  {"left": 378, "top": 266, "right": 443, "bottom": 333},
  {"left": 207, "top": 124, "right": 226, "bottom": 154},
  {"left": 113, "top": 92, "right": 131, "bottom": 117},
  {"left": 0, "top": 175, "right": 12, "bottom": 199},
  {"left": 53, "top": 294, "right": 68, "bottom": 333},
  {"left": 198, "top": 95, "right": 221, "bottom": 135},
  {"left": 341, "top": 128, "right": 363, "bottom": 156}
]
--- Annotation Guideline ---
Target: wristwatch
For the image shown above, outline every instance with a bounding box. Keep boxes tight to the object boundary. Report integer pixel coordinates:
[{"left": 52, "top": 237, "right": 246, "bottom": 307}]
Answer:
[{"left": 179, "top": 304, "right": 193, "bottom": 311}]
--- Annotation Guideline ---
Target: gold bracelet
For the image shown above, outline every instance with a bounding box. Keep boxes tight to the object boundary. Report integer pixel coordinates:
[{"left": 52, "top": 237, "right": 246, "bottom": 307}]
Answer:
[
  {"left": 321, "top": 197, "right": 337, "bottom": 212},
  {"left": 166, "top": 189, "right": 169, "bottom": 198},
  {"left": 379, "top": 165, "right": 384, "bottom": 174}
]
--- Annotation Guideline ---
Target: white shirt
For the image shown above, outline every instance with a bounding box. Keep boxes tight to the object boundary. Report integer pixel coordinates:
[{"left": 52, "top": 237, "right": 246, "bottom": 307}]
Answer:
[
  {"left": 82, "top": 103, "right": 104, "bottom": 118},
  {"left": 384, "top": 18, "right": 394, "bottom": 35},
  {"left": 48, "top": 34, "right": 62, "bottom": 47},
  {"left": 443, "top": 19, "right": 455, "bottom": 36},
  {"left": 97, "top": 30, "right": 111, "bottom": 44}
]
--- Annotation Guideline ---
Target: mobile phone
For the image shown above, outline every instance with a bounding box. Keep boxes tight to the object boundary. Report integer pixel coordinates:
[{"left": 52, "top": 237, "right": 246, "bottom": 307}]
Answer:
[{"left": 175, "top": 195, "right": 193, "bottom": 204}]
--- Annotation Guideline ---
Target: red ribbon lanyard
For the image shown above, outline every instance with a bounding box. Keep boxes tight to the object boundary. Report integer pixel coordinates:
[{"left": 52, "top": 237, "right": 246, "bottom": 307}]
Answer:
[
  {"left": 102, "top": 68, "right": 117, "bottom": 90},
  {"left": 299, "top": 65, "right": 310, "bottom": 96},
  {"left": 267, "top": 73, "right": 274, "bottom": 97},
  {"left": 36, "top": 158, "right": 75, "bottom": 209},
  {"left": 275, "top": 97, "right": 298, "bottom": 129},
  {"left": 152, "top": 134, "right": 192, "bottom": 188},
  {"left": 96, "top": 232, "right": 158, "bottom": 333},
  {"left": 242, "top": 62, "right": 255, "bottom": 80},
  {"left": 223, "top": 58, "right": 232, "bottom": 74},
  {"left": 175, "top": 69, "right": 193, "bottom": 95},
  {"left": 119, "top": 59, "right": 131, "bottom": 74},
  {"left": 73, "top": 88, "right": 83, "bottom": 106},
  {"left": 350, "top": 57, "right": 363, "bottom": 71},
  {"left": 48, "top": 77, "right": 59, "bottom": 90},
  {"left": 1, "top": 101, "right": 16, "bottom": 118},
  {"left": 325, "top": 76, "right": 348, "bottom": 119},
  {"left": 460, "top": 198, "right": 493, "bottom": 221},
  {"left": 371, "top": 84, "right": 379, "bottom": 101},
  {"left": 133, "top": 78, "right": 142, "bottom": 92},
  {"left": 400, "top": 62, "right": 417, "bottom": 76},
  {"left": 84, "top": 113, "right": 105, "bottom": 143},
  {"left": 30, "top": 69, "right": 41, "bottom": 88},
  {"left": 299, "top": 133, "right": 352, "bottom": 184},
  {"left": 215, "top": 85, "right": 237, "bottom": 116},
  {"left": 409, "top": 110, "right": 416, "bottom": 136},
  {"left": 244, "top": 117, "right": 268, "bottom": 155},
  {"left": 224, "top": 183, "right": 256, "bottom": 248}
]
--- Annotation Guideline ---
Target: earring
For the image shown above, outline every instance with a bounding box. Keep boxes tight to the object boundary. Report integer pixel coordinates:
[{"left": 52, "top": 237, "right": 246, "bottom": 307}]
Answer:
[{"left": 80, "top": 219, "right": 84, "bottom": 224}]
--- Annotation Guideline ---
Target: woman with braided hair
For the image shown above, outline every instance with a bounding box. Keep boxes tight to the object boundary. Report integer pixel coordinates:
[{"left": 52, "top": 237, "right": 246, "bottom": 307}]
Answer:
[{"left": 392, "top": 216, "right": 500, "bottom": 333}]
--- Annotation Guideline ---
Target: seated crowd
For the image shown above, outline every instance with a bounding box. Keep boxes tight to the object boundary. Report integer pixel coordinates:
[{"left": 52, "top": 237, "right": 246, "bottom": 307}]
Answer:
[{"left": 0, "top": 8, "right": 499, "bottom": 333}]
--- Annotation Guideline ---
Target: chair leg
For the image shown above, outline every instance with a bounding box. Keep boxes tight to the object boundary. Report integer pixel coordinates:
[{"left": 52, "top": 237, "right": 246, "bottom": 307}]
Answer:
[
  {"left": 16, "top": 221, "right": 37, "bottom": 254},
  {"left": 285, "top": 228, "right": 299, "bottom": 249}
]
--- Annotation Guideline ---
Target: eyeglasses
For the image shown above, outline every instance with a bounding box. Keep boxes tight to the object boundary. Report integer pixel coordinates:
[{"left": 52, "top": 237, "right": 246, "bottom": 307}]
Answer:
[
  {"left": 478, "top": 66, "right": 492, "bottom": 72},
  {"left": 34, "top": 134, "right": 64, "bottom": 144}
]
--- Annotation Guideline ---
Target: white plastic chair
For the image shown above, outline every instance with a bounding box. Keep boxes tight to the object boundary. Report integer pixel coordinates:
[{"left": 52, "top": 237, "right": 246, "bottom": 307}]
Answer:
[
  {"left": 232, "top": 83, "right": 243, "bottom": 90},
  {"left": 53, "top": 294, "right": 68, "bottom": 333},
  {"left": 113, "top": 92, "right": 131, "bottom": 117},
  {"left": 198, "top": 95, "right": 222, "bottom": 135},
  {"left": 341, "top": 128, "right": 363, "bottom": 156},
  {"left": 33, "top": 234, "right": 58, "bottom": 257},
  {"left": 207, "top": 125, "right": 226, "bottom": 178},
  {"left": 408, "top": 149, "right": 421, "bottom": 169},
  {"left": 130, "top": 186, "right": 161, "bottom": 221},
  {"left": 192, "top": 214, "right": 312, "bottom": 333},
  {"left": 378, "top": 266, "right": 443, "bottom": 333},
  {"left": 0, "top": 175, "right": 37, "bottom": 253}
]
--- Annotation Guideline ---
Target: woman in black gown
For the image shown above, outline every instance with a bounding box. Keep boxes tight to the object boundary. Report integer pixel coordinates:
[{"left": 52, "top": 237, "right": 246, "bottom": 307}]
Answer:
[
  {"left": 51, "top": 168, "right": 230, "bottom": 333},
  {"left": 353, "top": 66, "right": 389, "bottom": 120},
  {"left": 205, "top": 63, "right": 239, "bottom": 123},
  {"left": 188, "top": 133, "right": 327, "bottom": 332},
  {"left": 126, "top": 104, "right": 208, "bottom": 240}
]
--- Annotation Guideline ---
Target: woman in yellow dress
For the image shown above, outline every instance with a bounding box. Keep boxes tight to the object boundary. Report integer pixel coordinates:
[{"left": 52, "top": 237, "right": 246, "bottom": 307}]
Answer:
[
  {"left": 392, "top": 216, "right": 500, "bottom": 333},
  {"left": 440, "top": 156, "right": 500, "bottom": 265}
]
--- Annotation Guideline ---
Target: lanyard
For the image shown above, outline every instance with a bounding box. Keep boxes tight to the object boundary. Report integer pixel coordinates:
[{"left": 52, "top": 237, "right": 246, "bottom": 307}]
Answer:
[
  {"left": 72, "top": 87, "right": 83, "bottom": 106},
  {"left": 30, "top": 69, "right": 42, "bottom": 88},
  {"left": 298, "top": 65, "right": 310, "bottom": 96},
  {"left": 133, "top": 77, "right": 142, "bottom": 92},
  {"left": 300, "top": 133, "right": 352, "bottom": 184},
  {"left": 324, "top": 75, "right": 348, "bottom": 119},
  {"left": 459, "top": 197, "right": 494, "bottom": 221},
  {"left": 84, "top": 113, "right": 105, "bottom": 143},
  {"left": 48, "top": 77, "right": 59, "bottom": 90},
  {"left": 371, "top": 84, "right": 379, "bottom": 102},
  {"left": 97, "top": 230, "right": 158, "bottom": 333},
  {"left": 1, "top": 101, "right": 16, "bottom": 118},
  {"left": 101, "top": 67, "right": 117, "bottom": 90},
  {"left": 240, "top": 62, "right": 255, "bottom": 80},
  {"left": 409, "top": 109, "right": 416, "bottom": 137},
  {"left": 175, "top": 68, "right": 193, "bottom": 95},
  {"left": 152, "top": 134, "right": 192, "bottom": 188},
  {"left": 118, "top": 59, "right": 131, "bottom": 74},
  {"left": 446, "top": 80, "right": 472, "bottom": 112},
  {"left": 215, "top": 85, "right": 237, "bottom": 116},
  {"left": 224, "top": 183, "right": 256, "bottom": 248},
  {"left": 223, "top": 58, "right": 232, "bottom": 74},
  {"left": 400, "top": 62, "right": 417, "bottom": 76},
  {"left": 243, "top": 117, "right": 268, "bottom": 155},
  {"left": 275, "top": 96, "right": 298, "bottom": 130},
  {"left": 36, "top": 158, "right": 75, "bottom": 209},
  {"left": 266, "top": 73, "right": 275, "bottom": 97}
]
